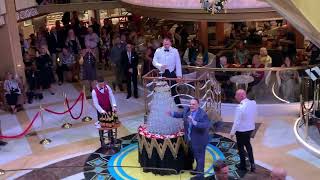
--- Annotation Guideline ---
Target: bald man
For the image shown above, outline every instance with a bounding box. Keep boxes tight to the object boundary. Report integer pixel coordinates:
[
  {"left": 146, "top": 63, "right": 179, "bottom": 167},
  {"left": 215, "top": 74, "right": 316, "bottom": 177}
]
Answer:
[
  {"left": 271, "top": 168, "right": 287, "bottom": 180},
  {"left": 230, "top": 89, "right": 257, "bottom": 172}
]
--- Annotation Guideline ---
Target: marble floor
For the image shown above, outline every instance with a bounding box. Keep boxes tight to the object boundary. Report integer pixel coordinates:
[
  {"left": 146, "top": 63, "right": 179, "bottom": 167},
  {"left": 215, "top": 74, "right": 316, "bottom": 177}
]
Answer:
[{"left": 0, "top": 82, "right": 319, "bottom": 180}]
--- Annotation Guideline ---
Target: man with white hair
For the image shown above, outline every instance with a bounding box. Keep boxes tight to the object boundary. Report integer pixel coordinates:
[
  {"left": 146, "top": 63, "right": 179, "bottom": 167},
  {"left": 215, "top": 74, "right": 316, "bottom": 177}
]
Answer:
[
  {"left": 219, "top": 56, "right": 228, "bottom": 68},
  {"left": 230, "top": 89, "right": 257, "bottom": 172}
]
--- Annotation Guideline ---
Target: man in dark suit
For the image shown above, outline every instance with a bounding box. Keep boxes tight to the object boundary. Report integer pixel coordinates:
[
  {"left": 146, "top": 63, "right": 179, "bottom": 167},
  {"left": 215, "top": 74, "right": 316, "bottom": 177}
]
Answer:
[
  {"left": 169, "top": 98, "right": 211, "bottom": 179},
  {"left": 48, "top": 27, "right": 63, "bottom": 68},
  {"left": 122, "top": 42, "right": 139, "bottom": 99}
]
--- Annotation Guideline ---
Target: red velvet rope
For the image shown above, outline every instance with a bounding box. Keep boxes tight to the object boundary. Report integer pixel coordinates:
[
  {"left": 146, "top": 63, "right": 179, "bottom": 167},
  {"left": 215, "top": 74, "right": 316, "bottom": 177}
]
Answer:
[
  {"left": 0, "top": 112, "right": 40, "bottom": 139},
  {"left": 65, "top": 93, "right": 84, "bottom": 120},
  {"left": 44, "top": 92, "right": 84, "bottom": 114},
  {"left": 0, "top": 92, "right": 86, "bottom": 139}
]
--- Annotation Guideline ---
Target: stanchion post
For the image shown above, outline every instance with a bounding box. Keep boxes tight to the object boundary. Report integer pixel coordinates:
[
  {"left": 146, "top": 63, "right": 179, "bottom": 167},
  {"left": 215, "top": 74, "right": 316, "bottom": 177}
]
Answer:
[
  {"left": 82, "top": 85, "right": 93, "bottom": 122},
  {"left": 39, "top": 104, "right": 52, "bottom": 145},
  {"left": 0, "top": 169, "right": 5, "bottom": 176},
  {"left": 61, "top": 93, "right": 72, "bottom": 129}
]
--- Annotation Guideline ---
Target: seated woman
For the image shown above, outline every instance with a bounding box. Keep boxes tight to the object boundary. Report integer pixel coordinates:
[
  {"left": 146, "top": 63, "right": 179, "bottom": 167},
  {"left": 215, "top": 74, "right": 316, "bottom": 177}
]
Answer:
[
  {"left": 278, "top": 56, "right": 299, "bottom": 102},
  {"left": 259, "top": 47, "right": 272, "bottom": 67},
  {"left": 190, "top": 42, "right": 208, "bottom": 66},
  {"left": 56, "top": 47, "right": 75, "bottom": 85},
  {"left": 233, "top": 41, "right": 250, "bottom": 66},
  {"left": 3, "top": 72, "right": 22, "bottom": 113}
]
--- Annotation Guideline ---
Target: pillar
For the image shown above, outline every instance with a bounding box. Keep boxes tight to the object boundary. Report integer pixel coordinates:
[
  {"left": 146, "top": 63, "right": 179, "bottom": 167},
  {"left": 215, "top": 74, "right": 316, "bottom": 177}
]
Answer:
[
  {"left": 216, "top": 22, "right": 225, "bottom": 45},
  {"left": 294, "top": 29, "right": 305, "bottom": 49},
  {"left": 0, "top": 0, "right": 24, "bottom": 78},
  {"left": 198, "top": 20, "right": 208, "bottom": 49},
  {"left": 287, "top": 22, "right": 305, "bottom": 49}
]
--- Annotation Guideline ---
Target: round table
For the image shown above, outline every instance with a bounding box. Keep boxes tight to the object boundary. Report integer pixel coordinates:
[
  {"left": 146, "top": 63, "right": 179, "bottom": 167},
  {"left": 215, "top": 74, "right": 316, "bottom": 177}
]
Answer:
[{"left": 230, "top": 75, "right": 254, "bottom": 91}]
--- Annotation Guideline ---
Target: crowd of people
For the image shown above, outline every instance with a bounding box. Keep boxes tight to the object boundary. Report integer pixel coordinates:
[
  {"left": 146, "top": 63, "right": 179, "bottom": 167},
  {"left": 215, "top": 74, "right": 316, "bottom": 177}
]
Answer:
[{"left": 1, "top": 15, "right": 318, "bottom": 179}]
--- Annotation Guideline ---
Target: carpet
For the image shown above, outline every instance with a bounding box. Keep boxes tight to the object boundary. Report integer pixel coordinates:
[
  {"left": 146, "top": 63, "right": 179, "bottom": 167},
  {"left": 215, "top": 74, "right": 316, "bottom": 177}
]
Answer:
[
  {"left": 15, "top": 134, "right": 270, "bottom": 180},
  {"left": 216, "top": 122, "right": 262, "bottom": 138}
]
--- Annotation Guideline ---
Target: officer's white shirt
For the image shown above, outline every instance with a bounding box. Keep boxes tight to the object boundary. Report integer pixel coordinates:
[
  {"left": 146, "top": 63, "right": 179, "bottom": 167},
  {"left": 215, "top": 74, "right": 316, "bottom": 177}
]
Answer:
[{"left": 152, "top": 46, "right": 182, "bottom": 77}]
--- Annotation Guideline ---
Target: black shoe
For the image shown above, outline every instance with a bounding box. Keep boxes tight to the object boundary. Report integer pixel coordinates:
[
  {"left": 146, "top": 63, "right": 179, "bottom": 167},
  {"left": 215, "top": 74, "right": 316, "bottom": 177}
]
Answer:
[
  {"left": 134, "top": 95, "right": 138, "bottom": 99},
  {"left": 236, "top": 164, "right": 247, "bottom": 172},
  {"left": 126, "top": 95, "right": 131, "bottom": 99},
  {"left": 58, "top": 82, "right": 62, "bottom": 86},
  {"left": 0, "top": 140, "right": 8, "bottom": 146},
  {"left": 119, "top": 86, "right": 124, "bottom": 92},
  {"left": 251, "top": 164, "right": 256, "bottom": 172},
  {"left": 190, "top": 170, "right": 202, "bottom": 175},
  {"left": 112, "top": 83, "right": 116, "bottom": 91}
]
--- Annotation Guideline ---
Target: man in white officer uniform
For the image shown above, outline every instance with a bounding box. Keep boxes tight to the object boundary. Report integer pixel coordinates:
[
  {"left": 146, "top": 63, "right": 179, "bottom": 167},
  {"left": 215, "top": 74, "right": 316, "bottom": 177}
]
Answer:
[{"left": 153, "top": 37, "right": 182, "bottom": 105}]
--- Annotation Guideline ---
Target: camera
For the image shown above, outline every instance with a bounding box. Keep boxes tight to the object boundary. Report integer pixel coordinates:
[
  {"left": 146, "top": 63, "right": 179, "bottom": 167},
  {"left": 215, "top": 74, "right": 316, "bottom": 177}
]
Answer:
[{"left": 10, "top": 88, "right": 19, "bottom": 93}]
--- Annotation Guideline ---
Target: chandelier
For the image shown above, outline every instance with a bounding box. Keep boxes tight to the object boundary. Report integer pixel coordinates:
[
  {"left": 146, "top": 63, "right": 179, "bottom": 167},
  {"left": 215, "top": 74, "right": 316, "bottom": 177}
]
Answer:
[{"left": 200, "top": 0, "right": 228, "bottom": 14}]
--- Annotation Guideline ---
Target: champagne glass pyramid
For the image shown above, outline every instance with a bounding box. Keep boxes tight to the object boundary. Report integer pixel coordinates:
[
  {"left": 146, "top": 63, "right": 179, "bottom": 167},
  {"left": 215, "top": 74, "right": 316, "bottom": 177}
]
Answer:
[{"left": 146, "top": 80, "right": 183, "bottom": 135}]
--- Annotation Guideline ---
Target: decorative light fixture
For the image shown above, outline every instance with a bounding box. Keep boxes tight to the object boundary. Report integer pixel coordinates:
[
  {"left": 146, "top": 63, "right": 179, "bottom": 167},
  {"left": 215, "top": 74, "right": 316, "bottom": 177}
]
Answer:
[{"left": 200, "top": 0, "right": 228, "bottom": 14}]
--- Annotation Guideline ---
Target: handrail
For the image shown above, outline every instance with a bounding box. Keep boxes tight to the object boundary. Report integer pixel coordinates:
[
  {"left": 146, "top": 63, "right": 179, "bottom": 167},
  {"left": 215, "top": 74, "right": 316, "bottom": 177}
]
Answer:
[
  {"left": 183, "top": 64, "right": 319, "bottom": 72},
  {"left": 294, "top": 117, "right": 320, "bottom": 157},
  {"left": 0, "top": 165, "right": 178, "bottom": 177}
]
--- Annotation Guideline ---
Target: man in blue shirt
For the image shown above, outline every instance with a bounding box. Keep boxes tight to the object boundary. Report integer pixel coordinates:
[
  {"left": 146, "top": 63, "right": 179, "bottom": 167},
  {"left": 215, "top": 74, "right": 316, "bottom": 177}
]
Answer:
[{"left": 169, "top": 98, "right": 211, "bottom": 178}]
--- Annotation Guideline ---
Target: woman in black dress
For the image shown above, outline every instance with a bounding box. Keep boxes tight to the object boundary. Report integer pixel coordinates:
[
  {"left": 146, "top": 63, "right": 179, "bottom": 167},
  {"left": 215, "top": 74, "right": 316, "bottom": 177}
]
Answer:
[{"left": 36, "top": 46, "right": 54, "bottom": 95}]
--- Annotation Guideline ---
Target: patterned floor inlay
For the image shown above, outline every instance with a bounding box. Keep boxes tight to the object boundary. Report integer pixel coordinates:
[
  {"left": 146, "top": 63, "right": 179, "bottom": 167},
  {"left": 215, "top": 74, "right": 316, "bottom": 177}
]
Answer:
[{"left": 11, "top": 134, "right": 271, "bottom": 180}]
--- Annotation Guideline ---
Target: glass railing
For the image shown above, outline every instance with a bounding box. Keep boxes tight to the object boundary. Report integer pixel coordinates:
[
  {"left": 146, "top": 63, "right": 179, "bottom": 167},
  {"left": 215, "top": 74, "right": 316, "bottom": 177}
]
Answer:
[{"left": 142, "top": 65, "right": 317, "bottom": 105}]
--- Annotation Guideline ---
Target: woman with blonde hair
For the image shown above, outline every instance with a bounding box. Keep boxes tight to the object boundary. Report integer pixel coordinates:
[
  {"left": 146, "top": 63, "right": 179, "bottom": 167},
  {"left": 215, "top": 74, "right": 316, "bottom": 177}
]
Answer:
[
  {"left": 3, "top": 72, "right": 21, "bottom": 113},
  {"left": 259, "top": 47, "right": 272, "bottom": 67}
]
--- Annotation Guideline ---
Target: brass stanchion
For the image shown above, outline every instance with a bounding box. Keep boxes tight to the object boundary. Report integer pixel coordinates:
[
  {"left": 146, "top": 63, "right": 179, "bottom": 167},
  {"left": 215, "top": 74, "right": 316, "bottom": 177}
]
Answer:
[
  {"left": 81, "top": 85, "right": 92, "bottom": 122},
  {"left": 61, "top": 93, "right": 72, "bottom": 129},
  {"left": 39, "top": 105, "right": 52, "bottom": 145}
]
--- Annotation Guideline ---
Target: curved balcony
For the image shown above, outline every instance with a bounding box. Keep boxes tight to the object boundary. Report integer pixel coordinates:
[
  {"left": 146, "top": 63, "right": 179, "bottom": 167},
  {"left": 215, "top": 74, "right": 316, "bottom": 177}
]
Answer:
[{"left": 120, "top": 0, "right": 282, "bottom": 22}]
